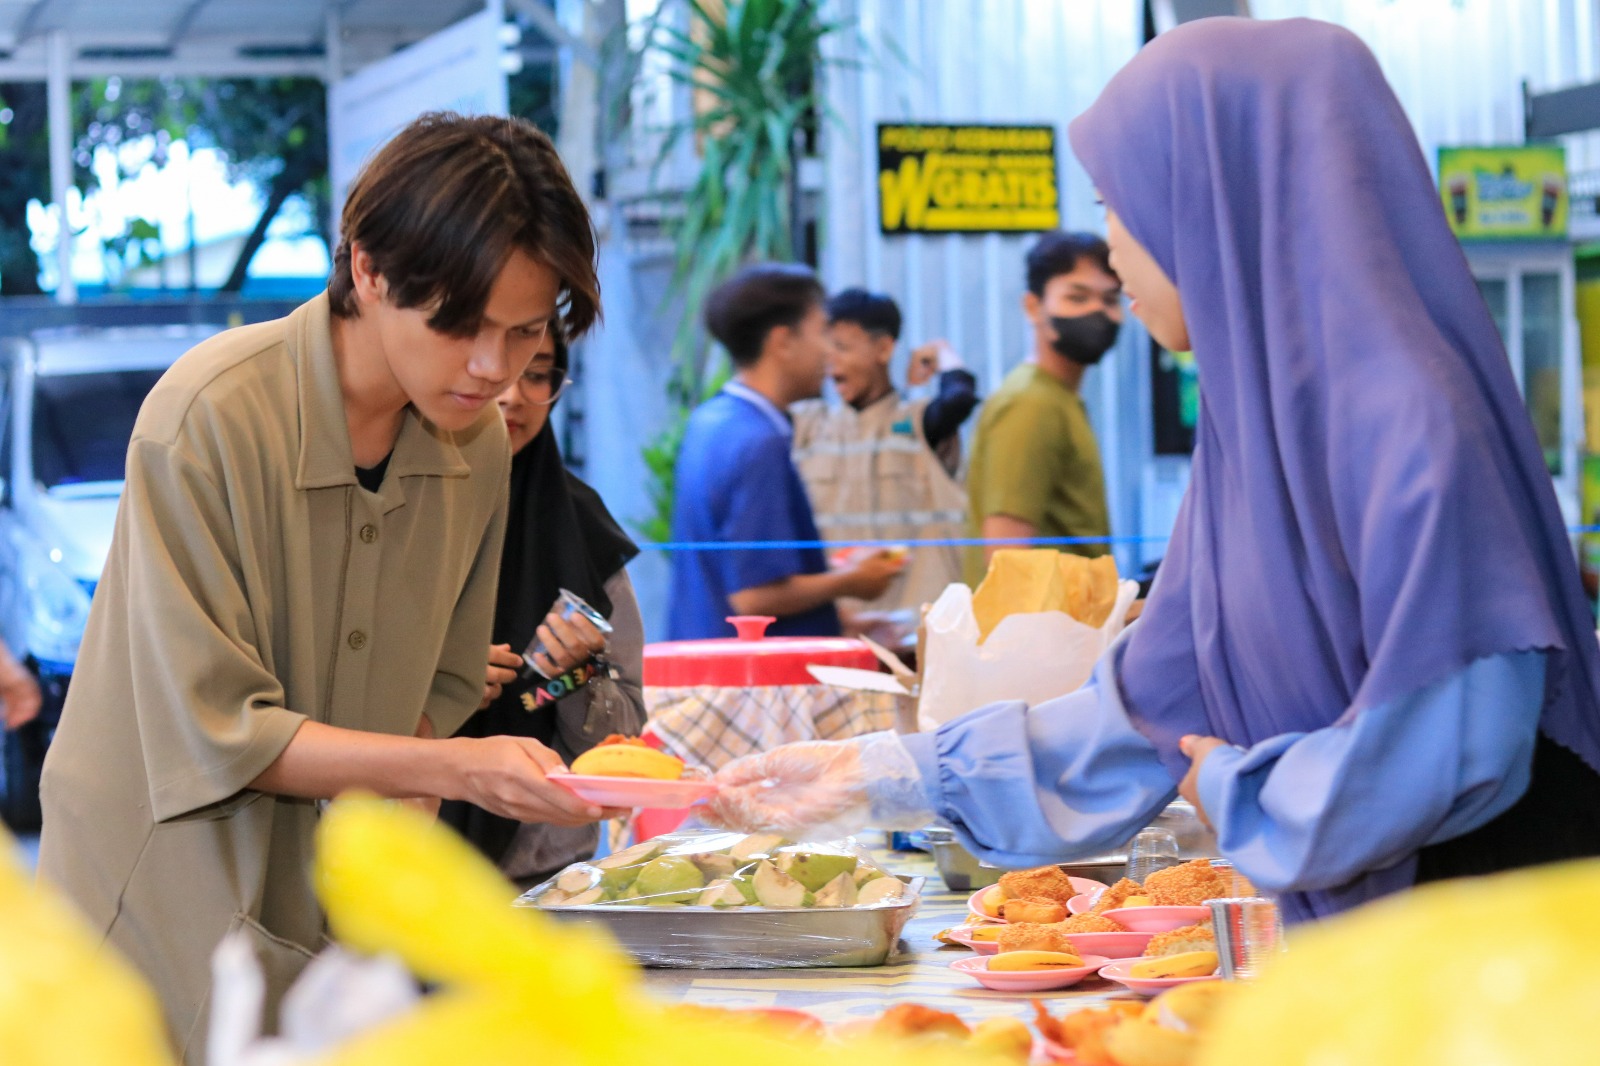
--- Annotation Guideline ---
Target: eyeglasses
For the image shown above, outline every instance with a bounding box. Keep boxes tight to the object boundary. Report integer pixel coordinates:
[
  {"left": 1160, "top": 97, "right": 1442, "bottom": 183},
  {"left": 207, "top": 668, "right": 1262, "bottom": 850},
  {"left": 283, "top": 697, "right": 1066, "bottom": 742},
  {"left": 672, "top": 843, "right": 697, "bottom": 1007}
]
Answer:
[{"left": 517, "top": 367, "right": 573, "bottom": 405}]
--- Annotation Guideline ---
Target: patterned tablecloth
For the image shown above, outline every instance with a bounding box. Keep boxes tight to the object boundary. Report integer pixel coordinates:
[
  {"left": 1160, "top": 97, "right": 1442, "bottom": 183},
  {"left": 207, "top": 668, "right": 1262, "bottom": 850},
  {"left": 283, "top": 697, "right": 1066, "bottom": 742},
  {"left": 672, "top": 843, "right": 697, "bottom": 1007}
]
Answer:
[{"left": 641, "top": 842, "right": 1135, "bottom": 1028}]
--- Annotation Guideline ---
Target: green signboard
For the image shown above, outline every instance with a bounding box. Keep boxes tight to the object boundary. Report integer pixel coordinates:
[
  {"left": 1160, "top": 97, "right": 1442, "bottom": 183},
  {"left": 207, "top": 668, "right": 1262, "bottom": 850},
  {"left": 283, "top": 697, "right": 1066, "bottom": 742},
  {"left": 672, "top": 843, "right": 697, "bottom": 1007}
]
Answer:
[{"left": 1438, "top": 145, "right": 1568, "bottom": 241}]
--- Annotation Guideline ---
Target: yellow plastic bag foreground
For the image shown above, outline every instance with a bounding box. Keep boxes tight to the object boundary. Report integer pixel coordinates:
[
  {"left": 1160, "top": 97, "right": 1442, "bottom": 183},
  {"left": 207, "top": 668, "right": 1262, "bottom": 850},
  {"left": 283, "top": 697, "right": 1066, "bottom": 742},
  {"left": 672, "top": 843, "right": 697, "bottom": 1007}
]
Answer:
[
  {"left": 1199, "top": 858, "right": 1600, "bottom": 1066},
  {"left": 971, "top": 549, "right": 1120, "bottom": 641}
]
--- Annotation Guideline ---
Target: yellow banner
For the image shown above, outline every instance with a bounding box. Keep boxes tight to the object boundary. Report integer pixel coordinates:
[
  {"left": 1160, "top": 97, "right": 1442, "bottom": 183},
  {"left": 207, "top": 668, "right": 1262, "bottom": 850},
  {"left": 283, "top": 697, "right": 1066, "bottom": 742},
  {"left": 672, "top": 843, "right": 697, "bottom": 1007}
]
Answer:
[
  {"left": 1438, "top": 145, "right": 1568, "bottom": 240},
  {"left": 878, "top": 123, "right": 1060, "bottom": 235}
]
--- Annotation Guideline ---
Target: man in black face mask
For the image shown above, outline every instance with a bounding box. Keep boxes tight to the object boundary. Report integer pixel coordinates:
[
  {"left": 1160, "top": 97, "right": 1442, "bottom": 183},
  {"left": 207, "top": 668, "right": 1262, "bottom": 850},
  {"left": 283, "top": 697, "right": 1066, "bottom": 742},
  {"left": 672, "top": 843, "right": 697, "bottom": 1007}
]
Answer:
[{"left": 964, "top": 231, "right": 1123, "bottom": 584}]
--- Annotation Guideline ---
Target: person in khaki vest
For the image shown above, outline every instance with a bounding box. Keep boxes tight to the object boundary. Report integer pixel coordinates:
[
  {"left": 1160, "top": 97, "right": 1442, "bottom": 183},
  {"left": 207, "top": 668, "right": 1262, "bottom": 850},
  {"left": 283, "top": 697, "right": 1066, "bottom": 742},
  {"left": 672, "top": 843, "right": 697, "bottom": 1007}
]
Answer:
[
  {"left": 36, "top": 113, "right": 617, "bottom": 1062},
  {"left": 792, "top": 289, "right": 977, "bottom": 638}
]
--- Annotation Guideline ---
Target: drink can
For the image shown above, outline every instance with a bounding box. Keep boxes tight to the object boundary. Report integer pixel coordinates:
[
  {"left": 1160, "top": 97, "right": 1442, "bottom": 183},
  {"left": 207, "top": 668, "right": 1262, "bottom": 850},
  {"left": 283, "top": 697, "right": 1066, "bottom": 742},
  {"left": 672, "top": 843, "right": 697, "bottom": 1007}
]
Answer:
[{"left": 521, "top": 588, "right": 614, "bottom": 680}]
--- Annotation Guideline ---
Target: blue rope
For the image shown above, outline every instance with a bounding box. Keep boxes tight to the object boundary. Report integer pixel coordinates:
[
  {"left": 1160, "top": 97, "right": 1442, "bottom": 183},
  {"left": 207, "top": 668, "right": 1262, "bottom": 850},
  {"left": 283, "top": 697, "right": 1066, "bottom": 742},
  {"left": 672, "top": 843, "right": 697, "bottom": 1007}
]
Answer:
[{"left": 638, "top": 526, "right": 1600, "bottom": 552}]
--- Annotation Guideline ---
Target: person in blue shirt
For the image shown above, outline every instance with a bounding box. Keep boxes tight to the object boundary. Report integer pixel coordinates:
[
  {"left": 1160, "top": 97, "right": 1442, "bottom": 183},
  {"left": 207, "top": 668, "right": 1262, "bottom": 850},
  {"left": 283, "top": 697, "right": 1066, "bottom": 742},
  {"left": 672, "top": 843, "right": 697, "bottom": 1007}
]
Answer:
[
  {"left": 667, "top": 264, "right": 903, "bottom": 641},
  {"left": 702, "top": 20, "right": 1600, "bottom": 923}
]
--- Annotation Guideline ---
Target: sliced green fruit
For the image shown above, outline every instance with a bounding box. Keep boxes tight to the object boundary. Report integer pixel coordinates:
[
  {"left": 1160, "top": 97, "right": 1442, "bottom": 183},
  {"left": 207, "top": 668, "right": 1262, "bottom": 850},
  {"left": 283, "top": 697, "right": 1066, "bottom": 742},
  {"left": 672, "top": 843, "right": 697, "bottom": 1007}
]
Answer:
[
  {"left": 598, "top": 863, "right": 647, "bottom": 893},
  {"left": 775, "top": 849, "right": 859, "bottom": 892},
  {"left": 633, "top": 856, "right": 705, "bottom": 903},
  {"left": 730, "top": 875, "right": 759, "bottom": 904},
  {"left": 691, "top": 852, "right": 739, "bottom": 880},
  {"left": 857, "top": 877, "right": 907, "bottom": 906},
  {"left": 554, "top": 864, "right": 600, "bottom": 895},
  {"left": 596, "top": 841, "right": 664, "bottom": 869},
  {"left": 695, "top": 879, "right": 749, "bottom": 908},
  {"left": 551, "top": 886, "right": 606, "bottom": 907},
  {"left": 853, "top": 865, "right": 888, "bottom": 887},
  {"left": 729, "top": 833, "right": 788, "bottom": 863},
  {"left": 752, "top": 859, "right": 807, "bottom": 908},
  {"left": 813, "top": 871, "right": 859, "bottom": 908}
]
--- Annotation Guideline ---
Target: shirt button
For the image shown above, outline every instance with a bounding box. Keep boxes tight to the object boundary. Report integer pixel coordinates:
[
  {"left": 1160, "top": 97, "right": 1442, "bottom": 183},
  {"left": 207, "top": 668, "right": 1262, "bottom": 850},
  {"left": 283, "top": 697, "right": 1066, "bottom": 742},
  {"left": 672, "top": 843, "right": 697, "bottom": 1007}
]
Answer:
[
  {"left": 359, "top": 524, "right": 378, "bottom": 544},
  {"left": 348, "top": 630, "right": 368, "bottom": 651}
]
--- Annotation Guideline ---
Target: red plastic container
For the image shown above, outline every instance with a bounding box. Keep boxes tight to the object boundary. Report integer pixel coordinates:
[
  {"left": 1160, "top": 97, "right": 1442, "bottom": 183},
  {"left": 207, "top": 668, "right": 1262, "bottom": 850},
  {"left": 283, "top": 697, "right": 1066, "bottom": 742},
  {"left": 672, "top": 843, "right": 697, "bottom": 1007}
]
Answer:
[{"left": 642, "top": 615, "right": 878, "bottom": 687}]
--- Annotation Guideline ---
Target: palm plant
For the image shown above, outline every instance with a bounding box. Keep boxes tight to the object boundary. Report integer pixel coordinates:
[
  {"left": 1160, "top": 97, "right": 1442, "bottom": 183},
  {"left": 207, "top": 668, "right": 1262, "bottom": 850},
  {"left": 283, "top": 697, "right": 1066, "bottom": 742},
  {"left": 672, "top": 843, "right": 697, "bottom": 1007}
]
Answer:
[{"left": 632, "top": 0, "right": 852, "bottom": 540}]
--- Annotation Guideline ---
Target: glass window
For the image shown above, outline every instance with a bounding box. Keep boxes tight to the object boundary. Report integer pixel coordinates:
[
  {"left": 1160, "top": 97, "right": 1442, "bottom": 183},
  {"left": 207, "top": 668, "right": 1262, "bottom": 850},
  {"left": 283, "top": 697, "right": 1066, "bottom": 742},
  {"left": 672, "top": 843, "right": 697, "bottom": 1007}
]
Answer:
[
  {"left": 1476, "top": 277, "right": 1510, "bottom": 351},
  {"left": 30, "top": 369, "right": 166, "bottom": 490},
  {"left": 1521, "top": 272, "right": 1563, "bottom": 475}
]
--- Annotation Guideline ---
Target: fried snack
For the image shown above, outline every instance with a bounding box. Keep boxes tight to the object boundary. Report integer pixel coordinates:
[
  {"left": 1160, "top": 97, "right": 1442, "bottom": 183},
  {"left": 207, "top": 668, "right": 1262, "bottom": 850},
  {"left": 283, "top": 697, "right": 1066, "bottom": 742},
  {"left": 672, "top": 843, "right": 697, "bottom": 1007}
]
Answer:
[
  {"left": 997, "top": 922, "right": 1076, "bottom": 954},
  {"left": 1000, "top": 896, "right": 1068, "bottom": 924},
  {"left": 1089, "top": 877, "right": 1144, "bottom": 915},
  {"left": 1055, "top": 913, "right": 1125, "bottom": 935},
  {"left": 872, "top": 1003, "right": 970, "bottom": 1041},
  {"left": 997, "top": 865, "right": 1079, "bottom": 904},
  {"left": 1033, "top": 1001, "right": 1145, "bottom": 1066},
  {"left": 1143, "top": 921, "right": 1217, "bottom": 958},
  {"left": 1103, "top": 1018, "right": 1199, "bottom": 1066},
  {"left": 1142, "top": 859, "right": 1231, "bottom": 907}
]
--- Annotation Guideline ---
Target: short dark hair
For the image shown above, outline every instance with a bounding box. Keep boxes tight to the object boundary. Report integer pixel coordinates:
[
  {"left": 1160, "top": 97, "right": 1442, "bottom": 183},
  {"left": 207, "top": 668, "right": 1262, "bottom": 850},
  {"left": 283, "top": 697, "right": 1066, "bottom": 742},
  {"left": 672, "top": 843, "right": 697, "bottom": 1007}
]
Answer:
[
  {"left": 704, "top": 263, "right": 826, "bottom": 367},
  {"left": 1025, "top": 231, "right": 1116, "bottom": 296},
  {"left": 826, "top": 288, "right": 901, "bottom": 340},
  {"left": 328, "top": 112, "right": 600, "bottom": 339}
]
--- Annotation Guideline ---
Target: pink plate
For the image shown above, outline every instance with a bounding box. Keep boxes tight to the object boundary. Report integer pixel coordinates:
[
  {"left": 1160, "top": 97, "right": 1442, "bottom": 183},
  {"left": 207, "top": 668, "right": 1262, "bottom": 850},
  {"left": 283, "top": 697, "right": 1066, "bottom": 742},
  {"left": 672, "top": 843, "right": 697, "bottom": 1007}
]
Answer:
[
  {"left": 968, "top": 877, "right": 1109, "bottom": 923},
  {"left": 945, "top": 930, "right": 1001, "bottom": 955},
  {"left": 545, "top": 773, "right": 717, "bottom": 809},
  {"left": 1067, "top": 892, "right": 1098, "bottom": 915},
  {"left": 1103, "top": 905, "right": 1211, "bottom": 933},
  {"left": 1097, "top": 957, "right": 1221, "bottom": 997},
  {"left": 950, "top": 953, "right": 1111, "bottom": 993},
  {"left": 967, "top": 886, "right": 1009, "bottom": 921},
  {"left": 1062, "top": 931, "right": 1155, "bottom": 960}
]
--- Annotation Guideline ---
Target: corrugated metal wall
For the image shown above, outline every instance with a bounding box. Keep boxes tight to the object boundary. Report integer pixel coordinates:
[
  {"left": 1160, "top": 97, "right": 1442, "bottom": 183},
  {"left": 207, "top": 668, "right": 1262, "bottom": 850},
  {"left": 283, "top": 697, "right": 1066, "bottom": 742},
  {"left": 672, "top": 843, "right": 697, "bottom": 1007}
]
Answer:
[{"left": 817, "top": 0, "right": 1156, "bottom": 570}]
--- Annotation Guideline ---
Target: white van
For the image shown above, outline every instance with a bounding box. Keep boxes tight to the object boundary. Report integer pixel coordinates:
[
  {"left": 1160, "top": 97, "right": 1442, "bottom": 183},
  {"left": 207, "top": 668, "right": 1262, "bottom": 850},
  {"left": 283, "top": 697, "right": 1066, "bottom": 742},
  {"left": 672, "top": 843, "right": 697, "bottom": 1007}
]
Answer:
[{"left": 0, "top": 325, "right": 215, "bottom": 827}]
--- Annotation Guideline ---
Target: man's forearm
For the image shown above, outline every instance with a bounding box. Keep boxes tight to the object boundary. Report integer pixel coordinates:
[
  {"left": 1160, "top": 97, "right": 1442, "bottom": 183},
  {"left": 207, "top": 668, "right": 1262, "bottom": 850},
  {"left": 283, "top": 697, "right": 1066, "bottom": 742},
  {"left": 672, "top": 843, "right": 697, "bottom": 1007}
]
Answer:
[
  {"left": 249, "top": 718, "right": 461, "bottom": 801},
  {"left": 981, "top": 514, "right": 1039, "bottom": 564},
  {"left": 729, "top": 570, "right": 852, "bottom": 618}
]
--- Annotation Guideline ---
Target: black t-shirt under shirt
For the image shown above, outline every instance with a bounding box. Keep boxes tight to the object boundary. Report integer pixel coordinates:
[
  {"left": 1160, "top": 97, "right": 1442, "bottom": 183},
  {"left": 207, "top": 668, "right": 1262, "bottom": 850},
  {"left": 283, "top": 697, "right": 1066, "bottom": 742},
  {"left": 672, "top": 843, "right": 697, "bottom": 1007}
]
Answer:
[{"left": 355, "top": 451, "right": 392, "bottom": 493}]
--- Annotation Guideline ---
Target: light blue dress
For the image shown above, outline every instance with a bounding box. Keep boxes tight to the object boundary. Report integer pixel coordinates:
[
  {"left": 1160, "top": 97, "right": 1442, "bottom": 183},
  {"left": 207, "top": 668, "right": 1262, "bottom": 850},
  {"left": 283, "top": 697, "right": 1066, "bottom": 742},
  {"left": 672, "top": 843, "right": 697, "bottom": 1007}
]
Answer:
[{"left": 900, "top": 633, "right": 1544, "bottom": 895}]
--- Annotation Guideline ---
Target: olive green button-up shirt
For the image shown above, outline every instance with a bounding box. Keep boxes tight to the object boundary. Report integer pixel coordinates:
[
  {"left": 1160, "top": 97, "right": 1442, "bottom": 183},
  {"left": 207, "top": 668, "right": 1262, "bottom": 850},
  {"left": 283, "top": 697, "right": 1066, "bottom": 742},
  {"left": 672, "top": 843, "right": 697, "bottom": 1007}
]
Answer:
[{"left": 37, "top": 293, "right": 509, "bottom": 1060}]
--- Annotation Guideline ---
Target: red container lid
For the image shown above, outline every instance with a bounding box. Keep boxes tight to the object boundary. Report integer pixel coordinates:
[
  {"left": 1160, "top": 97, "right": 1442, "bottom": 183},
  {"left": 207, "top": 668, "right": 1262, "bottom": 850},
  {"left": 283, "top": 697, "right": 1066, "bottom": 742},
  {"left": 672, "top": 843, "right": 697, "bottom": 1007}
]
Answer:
[{"left": 643, "top": 615, "right": 879, "bottom": 687}]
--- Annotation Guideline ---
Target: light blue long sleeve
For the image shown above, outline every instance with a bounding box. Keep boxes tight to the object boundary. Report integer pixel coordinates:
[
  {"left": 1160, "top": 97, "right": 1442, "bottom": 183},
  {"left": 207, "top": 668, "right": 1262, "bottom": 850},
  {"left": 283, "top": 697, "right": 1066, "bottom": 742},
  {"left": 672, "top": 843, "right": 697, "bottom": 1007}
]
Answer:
[
  {"left": 1196, "top": 650, "right": 1543, "bottom": 892},
  {"left": 901, "top": 638, "right": 1544, "bottom": 891}
]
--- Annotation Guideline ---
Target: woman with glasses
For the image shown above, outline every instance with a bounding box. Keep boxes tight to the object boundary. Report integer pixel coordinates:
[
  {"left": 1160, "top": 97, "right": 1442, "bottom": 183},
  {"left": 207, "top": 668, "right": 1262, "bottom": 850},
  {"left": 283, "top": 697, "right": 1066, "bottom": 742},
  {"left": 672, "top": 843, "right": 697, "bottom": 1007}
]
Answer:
[{"left": 440, "top": 328, "right": 648, "bottom": 887}]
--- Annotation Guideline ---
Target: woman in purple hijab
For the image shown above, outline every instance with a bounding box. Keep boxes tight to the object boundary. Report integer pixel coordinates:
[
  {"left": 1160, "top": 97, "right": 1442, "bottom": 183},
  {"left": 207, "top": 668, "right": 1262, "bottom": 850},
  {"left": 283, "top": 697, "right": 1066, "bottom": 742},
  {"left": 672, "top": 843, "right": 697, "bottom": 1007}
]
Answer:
[{"left": 705, "top": 18, "right": 1600, "bottom": 921}]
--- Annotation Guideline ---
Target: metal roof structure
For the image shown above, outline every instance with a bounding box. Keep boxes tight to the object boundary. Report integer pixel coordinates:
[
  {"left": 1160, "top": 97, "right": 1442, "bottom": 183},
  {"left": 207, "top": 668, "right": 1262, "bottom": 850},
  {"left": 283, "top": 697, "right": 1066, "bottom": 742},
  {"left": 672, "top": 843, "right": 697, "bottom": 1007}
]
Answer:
[{"left": 0, "top": 0, "right": 566, "bottom": 80}]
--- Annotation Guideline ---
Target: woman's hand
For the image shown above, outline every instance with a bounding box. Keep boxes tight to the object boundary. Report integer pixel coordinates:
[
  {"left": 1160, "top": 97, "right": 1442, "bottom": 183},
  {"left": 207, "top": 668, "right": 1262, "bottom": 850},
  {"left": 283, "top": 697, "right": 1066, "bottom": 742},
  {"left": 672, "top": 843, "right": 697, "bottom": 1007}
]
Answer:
[
  {"left": 703, "top": 741, "right": 868, "bottom": 836},
  {"left": 446, "top": 735, "right": 627, "bottom": 826},
  {"left": 0, "top": 643, "right": 41, "bottom": 731},
  {"left": 529, "top": 607, "right": 608, "bottom": 678},
  {"left": 481, "top": 643, "right": 523, "bottom": 708},
  {"left": 1178, "top": 734, "right": 1228, "bottom": 828}
]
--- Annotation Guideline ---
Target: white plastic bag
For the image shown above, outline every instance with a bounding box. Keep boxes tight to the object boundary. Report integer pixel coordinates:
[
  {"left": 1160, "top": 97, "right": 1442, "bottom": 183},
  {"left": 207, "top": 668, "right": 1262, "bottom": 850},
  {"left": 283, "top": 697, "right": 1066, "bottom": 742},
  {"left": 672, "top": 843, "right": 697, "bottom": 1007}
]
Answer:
[{"left": 917, "top": 579, "right": 1139, "bottom": 725}]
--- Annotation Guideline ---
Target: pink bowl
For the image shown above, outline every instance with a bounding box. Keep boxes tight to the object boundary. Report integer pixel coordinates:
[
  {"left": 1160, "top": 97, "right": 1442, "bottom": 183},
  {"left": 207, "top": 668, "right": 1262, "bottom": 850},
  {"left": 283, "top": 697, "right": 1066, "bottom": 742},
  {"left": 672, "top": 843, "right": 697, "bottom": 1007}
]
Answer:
[
  {"left": 967, "top": 886, "right": 1009, "bottom": 922},
  {"left": 968, "top": 877, "right": 1109, "bottom": 923},
  {"left": 1062, "top": 931, "right": 1155, "bottom": 960},
  {"left": 950, "top": 953, "right": 1112, "bottom": 992},
  {"left": 1097, "top": 957, "right": 1221, "bottom": 997},
  {"left": 1103, "top": 905, "right": 1211, "bottom": 933}
]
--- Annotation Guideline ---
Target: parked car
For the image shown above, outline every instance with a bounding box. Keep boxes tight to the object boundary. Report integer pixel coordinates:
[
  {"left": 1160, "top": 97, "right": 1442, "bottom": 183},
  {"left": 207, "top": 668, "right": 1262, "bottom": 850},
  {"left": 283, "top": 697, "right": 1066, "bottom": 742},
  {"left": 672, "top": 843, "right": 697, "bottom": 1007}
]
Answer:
[{"left": 0, "top": 326, "right": 215, "bottom": 829}]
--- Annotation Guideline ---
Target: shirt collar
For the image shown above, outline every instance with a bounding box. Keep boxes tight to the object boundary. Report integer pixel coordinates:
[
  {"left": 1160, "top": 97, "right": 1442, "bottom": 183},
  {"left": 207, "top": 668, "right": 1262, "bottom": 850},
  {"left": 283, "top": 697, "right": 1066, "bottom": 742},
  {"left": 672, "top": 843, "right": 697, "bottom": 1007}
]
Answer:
[
  {"left": 723, "top": 380, "right": 793, "bottom": 437},
  {"left": 289, "top": 292, "right": 472, "bottom": 491}
]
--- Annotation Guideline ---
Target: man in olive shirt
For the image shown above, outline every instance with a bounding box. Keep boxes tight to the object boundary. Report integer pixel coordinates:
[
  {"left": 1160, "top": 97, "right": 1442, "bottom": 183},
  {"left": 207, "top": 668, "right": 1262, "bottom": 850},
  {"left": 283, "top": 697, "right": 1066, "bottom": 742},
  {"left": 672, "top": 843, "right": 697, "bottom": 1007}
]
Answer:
[{"left": 965, "top": 232, "right": 1123, "bottom": 584}]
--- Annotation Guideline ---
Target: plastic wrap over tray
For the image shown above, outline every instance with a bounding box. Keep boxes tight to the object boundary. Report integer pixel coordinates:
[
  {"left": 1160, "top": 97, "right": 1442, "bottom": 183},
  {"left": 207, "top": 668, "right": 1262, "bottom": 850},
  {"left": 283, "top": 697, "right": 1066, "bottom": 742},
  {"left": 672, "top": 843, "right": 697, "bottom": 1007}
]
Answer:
[{"left": 514, "top": 829, "right": 922, "bottom": 968}]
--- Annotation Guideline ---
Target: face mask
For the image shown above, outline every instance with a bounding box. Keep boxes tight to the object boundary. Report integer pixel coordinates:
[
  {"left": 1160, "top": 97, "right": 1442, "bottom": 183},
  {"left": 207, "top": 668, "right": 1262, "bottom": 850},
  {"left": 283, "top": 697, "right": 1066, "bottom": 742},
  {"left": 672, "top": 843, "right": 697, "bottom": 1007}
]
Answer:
[{"left": 1048, "top": 311, "right": 1120, "bottom": 366}]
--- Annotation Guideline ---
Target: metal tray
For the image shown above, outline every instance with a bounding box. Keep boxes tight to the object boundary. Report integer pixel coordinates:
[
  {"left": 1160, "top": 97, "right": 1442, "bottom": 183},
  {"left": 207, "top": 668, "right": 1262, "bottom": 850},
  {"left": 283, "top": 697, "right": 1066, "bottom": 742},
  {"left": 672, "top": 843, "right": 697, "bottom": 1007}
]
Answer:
[
  {"left": 528, "top": 876, "right": 925, "bottom": 969},
  {"left": 922, "top": 801, "right": 1220, "bottom": 892}
]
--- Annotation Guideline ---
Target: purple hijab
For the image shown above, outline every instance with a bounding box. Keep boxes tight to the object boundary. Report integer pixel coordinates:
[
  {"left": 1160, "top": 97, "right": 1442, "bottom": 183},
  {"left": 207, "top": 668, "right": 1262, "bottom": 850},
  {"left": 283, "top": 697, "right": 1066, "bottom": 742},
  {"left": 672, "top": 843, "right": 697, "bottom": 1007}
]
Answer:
[{"left": 1069, "top": 18, "right": 1600, "bottom": 919}]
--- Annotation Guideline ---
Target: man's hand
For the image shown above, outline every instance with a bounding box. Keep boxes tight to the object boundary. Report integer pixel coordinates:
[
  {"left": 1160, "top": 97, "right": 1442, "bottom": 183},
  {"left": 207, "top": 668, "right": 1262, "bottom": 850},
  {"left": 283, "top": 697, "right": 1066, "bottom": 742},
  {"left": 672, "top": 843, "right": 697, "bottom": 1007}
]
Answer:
[
  {"left": 528, "top": 605, "right": 608, "bottom": 679},
  {"left": 841, "top": 550, "right": 906, "bottom": 601},
  {"left": 907, "top": 339, "right": 962, "bottom": 386},
  {"left": 1177, "top": 734, "right": 1228, "bottom": 828},
  {"left": 0, "top": 642, "right": 41, "bottom": 731},
  {"left": 447, "top": 735, "right": 626, "bottom": 826},
  {"left": 481, "top": 643, "right": 522, "bottom": 708}
]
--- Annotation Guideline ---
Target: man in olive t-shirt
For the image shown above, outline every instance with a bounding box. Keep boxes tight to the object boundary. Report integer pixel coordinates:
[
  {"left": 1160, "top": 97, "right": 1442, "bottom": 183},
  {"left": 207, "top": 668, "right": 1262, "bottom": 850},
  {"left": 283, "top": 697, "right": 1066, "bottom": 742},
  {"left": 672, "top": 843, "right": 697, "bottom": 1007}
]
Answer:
[{"left": 965, "top": 232, "right": 1123, "bottom": 585}]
